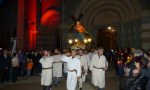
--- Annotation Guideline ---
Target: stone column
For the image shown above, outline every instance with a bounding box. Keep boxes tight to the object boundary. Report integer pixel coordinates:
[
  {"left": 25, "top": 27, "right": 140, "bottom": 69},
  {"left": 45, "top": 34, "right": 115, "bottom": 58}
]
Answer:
[
  {"left": 17, "top": 0, "right": 24, "bottom": 49},
  {"left": 141, "top": 11, "right": 150, "bottom": 49}
]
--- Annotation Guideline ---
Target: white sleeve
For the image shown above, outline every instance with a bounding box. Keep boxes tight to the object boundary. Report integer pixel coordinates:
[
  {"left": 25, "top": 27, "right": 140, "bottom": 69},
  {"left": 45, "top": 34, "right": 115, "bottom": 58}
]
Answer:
[
  {"left": 84, "top": 57, "right": 88, "bottom": 70},
  {"left": 76, "top": 60, "right": 81, "bottom": 77},
  {"left": 52, "top": 56, "right": 56, "bottom": 62},
  {"left": 61, "top": 56, "right": 69, "bottom": 63},
  {"left": 90, "top": 56, "right": 94, "bottom": 71},
  {"left": 39, "top": 58, "right": 43, "bottom": 64},
  {"left": 87, "top": 55, "right": 91, "bottom": 67},
  {"left": 50, "top": 57, "right": 54, "bottom": 63},
  {"left": 105, "top": 57, "right": 108, "bottom": 70}
]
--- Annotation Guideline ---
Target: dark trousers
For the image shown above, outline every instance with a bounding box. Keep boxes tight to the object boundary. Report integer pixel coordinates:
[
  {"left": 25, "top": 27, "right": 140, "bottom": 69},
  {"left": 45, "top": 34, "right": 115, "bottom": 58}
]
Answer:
[
  {"left": 0, "top": 68, "right": 9, "bottom": 83},
  {"left": 98, "top": 88, "right": 104, "bottom": 90},
  {"left": 12, "top": 67, "right": 18, "bottom": 82},
  {"left": 19, "top": 62, "right": 23, "bottom": 76},
  {"left": 43, "top": 86, "right": 51, "bottom": 90},
  {"left": 53, "top": 77, "right": 60, "bottom": 85}
]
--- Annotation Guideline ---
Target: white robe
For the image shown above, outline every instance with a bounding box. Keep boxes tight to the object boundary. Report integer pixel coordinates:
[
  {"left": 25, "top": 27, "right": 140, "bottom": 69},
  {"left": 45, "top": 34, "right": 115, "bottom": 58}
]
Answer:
[
  {"left": 53, "top": 54, "right": 62, "bottom": 77},
  {"left": 85, "top": 54, "right": 91, "bottom": 68},
  {"left": 61, "top": 56, "right": 81, "bottom": 90},
  {"left": 39, "top": 57, "right": 53, "bottom": 86},
  {"left": 77, "top": 55, "right": 88, "bottom": 88},
  {"left": 62, "top": 54, "right": 68, "bottom": 73},
  {"left": 90, "top": 54, "right": 108, "bottom": 88},
  {"left": 77, "top": 55, "right": 88, "bottom": 73}
]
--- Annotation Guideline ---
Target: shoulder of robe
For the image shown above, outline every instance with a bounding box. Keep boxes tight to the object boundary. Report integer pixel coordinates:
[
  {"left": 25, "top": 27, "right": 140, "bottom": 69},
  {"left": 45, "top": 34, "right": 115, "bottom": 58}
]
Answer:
[
  {"left": 47, "top": 57, "right": 53, "bottom": 60},
  {"left": 92, "top": 54, "right": 97, "bottom": 58},
  {"left": 75, "top": 57, "right": 80, "bottom": 62},
  {"left": 77, "top": 59, "right": 81, "bottom": 65},
  {"left": 40, "top": 57, "right": 44, "bottom": 60},
  {"left": 76, "top": 55, "right": 79, "bottom": 58}
]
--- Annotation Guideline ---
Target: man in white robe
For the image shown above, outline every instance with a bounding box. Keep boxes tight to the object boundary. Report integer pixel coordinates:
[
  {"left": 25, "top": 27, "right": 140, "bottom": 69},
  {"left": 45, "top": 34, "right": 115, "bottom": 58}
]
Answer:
[
  {"left": 62, "top": 49, "right": 70, "bottom": 78},
  {"left": 61, "top": 50, "right": 81, "bottom": 90},
  {"left": 84, "top": 49, "right": 91, "bottom": 69},
  {"left": 53, "top": 49, "right": 62, "bottom": 86},
  {"left": 90, "top": 47, "right": 108, "bottom": 90},
  {"left": 77, "top": 49, "right": 88, "bottom": 90},
  {"left": 88, "top": 48, "right": 97, "bottom": 60},
  {"left": 84, "top": 49, "right": 91, "bottom": 82},
  {"left": 39, "top": 50, "right": 54, "bottom": 90}
]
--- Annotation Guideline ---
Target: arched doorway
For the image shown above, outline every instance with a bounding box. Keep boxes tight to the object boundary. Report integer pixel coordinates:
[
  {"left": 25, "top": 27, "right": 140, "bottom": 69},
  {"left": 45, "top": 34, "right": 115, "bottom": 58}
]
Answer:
[{"left": 97, "top": 26, "right": 117, "bottom": 50}]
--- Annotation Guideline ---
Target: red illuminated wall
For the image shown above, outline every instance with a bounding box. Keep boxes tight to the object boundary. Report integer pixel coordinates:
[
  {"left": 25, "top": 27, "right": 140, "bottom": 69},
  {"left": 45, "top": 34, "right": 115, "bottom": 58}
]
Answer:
[
  {"left": 26, "top": 0, "right": 37, "bottom": 49},
  {"left": 17, "top": 0, "right": 24, "bottom": 49},
  {"left": 20, "top": 0, "right": 61, "bottom": 49},
  {"left": 41, "top": 0, "right": 59, "bottom": 14},
  {"left": 41, "top": 0, "right": 60, "bottom": 28}
]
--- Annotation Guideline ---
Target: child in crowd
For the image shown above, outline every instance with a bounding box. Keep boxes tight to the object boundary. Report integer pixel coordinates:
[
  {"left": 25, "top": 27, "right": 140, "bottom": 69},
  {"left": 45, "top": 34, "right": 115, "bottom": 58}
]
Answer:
[{"left": 25, "top": 58, "right": 33, "bottom": 79}]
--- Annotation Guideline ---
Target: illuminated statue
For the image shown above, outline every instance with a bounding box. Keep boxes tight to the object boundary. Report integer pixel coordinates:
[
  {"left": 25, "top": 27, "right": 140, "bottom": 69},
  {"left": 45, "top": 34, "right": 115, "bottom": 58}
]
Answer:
[
  {"left": 74, "top": 21, "right": 87, "bottom": 33},
  {"left": 68, "top": 14, "right": 92, "bottom": 49}
]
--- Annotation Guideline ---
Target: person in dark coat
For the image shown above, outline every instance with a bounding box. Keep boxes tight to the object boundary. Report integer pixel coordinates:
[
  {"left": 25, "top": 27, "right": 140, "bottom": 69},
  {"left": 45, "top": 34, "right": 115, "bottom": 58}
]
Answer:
[
  {"left": 0, "top": 50, "right": 11, "bottom": 83},
  {"left": 145, "top": 55, "right": 150, "bottom": 90}
]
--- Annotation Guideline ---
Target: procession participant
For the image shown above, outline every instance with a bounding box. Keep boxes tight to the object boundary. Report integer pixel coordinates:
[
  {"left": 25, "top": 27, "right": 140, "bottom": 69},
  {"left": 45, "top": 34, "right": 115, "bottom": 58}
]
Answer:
[
  {"left": 77, "top": 49, "right": 88, "bottom": 90},
  {"left": 84, "top": 49, "right": 91, "bottom": 82},
  {"left": 88, "top": 48, "right": 97, "bottom": 60},
  {"left": 39, "top": 50, "right": 54, "bottom": 90},
  {"left": 61, "top": 49, "right": 81, "bottom": 90},
  {"left": 84, "top": 49, "right": 91, "bottom": 69},
  {"left": 62, "top": 49, "right": 70, "bottom": 78},
  {"left": 53, "top": 49, "right": 62, "bottom": 86},
  {"left": 90, "top": 47, "right": 108, "bottom": 90}
]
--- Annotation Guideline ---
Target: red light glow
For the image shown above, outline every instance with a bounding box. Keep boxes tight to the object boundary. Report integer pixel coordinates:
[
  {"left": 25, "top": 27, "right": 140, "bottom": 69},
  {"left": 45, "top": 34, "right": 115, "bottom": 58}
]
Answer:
[
  {"left": 41, "top": 9, "right": 60, "bottom": 27},
  {"left": 26, "top": 0, "right": 37, "bottom": 49},
  {"left": 42, "top": 0, "right": 60, "bottom": 14}
]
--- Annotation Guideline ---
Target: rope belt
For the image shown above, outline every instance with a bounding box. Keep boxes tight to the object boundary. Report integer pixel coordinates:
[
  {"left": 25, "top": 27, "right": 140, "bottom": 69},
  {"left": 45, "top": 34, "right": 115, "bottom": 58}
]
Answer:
[
  {"left": 53, "top": 61, "right": 62, "bottom": 63},
  {"left": 93, "top": 66, "right": 105, "bottom": 70},
  {"left": 42, "top": 67, "right": 52, "bottom": 70},
  {"left": 68, "top": 69, "right": 77, "bottom": 73}
]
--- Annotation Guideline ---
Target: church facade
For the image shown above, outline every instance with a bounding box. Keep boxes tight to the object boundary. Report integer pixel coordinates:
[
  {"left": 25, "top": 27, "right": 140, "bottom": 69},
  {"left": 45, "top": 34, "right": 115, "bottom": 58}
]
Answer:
[{"left": 0, "top": 0, "right": 150, "bottom": 50}]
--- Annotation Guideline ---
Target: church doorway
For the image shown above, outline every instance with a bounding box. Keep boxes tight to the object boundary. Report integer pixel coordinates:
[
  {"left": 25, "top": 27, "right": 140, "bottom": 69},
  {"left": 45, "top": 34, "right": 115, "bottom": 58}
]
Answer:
[{"left": 97, "top": 26, "right": 117, "bottom": 50}]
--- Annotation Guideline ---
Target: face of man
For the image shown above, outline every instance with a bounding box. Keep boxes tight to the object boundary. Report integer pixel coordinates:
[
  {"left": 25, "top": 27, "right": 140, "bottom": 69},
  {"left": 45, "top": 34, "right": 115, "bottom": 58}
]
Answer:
[
  {"left": 84, "top": 50, "right": 88, "bottom": 54},
  {"left": 71, "top": 50, "right": 76, "bottom": 57},
  {"left": 135, "top": 62, "right": 140, "bottom": 68},
  {"left": 97, "top": 49, "right": 104, "bottom": 56},
  {"left": 54, "top": 49, "right": 59, "bottom": 54},
  {"left": 43, "top": 50, "right": 49, "bottom": 56},
  {"left": 3, "top": 50, "right": 8, "bottom": 56},
  {"left": 79, "top": 50, "right": 83, "bottom": 56},
  {"left": 91, "top": 48, "right": 95, "bottom": 52}
]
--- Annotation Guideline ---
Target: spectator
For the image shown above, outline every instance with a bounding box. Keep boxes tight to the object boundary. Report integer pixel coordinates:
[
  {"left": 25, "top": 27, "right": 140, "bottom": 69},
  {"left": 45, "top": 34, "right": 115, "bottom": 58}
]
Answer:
[
  {"left": 11, "top": 53, "right": 19, "bottom": 82},
  {"left": 26, "top": 58, "right": 33, "bottom": 79},
  {"left": 0, "top": 50, "right": 11, "bottom": 83},
  {"left": 18, "top": 49, "right": 25, "bottom": 76}
]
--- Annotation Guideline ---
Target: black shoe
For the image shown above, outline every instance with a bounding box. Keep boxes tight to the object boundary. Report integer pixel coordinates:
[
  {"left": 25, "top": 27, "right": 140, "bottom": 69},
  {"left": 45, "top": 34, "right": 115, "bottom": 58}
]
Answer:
[{"left": 80, "top": 88, "right": 82, "bottom": 90}]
